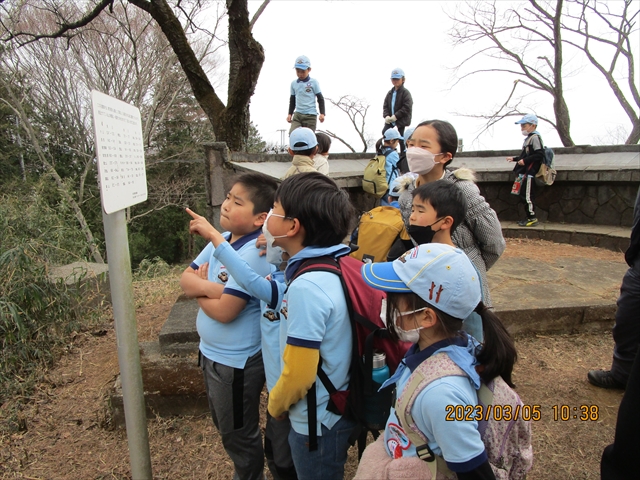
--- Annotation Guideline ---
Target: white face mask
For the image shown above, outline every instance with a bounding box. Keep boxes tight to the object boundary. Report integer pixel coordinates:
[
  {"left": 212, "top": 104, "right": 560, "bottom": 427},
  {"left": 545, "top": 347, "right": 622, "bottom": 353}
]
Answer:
[
  {"left": 263, "top": 210, "right": 288, "bottom": 251},
  {"left": 521, "top": 129, "right": 530, "bottom": 136},
  {"left": 393, "top": 307, "right": 427, "bottom": 343},
  {"left": 406, "top": 147, "right": 442, "bottom": 175}
]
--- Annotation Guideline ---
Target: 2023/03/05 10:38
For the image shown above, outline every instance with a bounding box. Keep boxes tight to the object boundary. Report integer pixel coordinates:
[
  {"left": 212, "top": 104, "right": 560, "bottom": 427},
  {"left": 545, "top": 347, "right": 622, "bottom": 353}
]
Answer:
[{"left": 444, "top": 404, "right": 600, "bottom": 422}]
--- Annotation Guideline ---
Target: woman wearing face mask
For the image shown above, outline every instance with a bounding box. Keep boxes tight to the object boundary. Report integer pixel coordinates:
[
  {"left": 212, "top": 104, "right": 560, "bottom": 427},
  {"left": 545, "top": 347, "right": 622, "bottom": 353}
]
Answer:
[
  {"left": 396, "top": 120, "right": 505, "bottom": 314},
  {"left": 354, "top": 244, "right": 530, "bottom": 480}
]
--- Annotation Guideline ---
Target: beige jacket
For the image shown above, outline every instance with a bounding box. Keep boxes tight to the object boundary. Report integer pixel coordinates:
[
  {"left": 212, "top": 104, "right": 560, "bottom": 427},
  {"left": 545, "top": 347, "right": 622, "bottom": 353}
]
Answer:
[{"left": 282, "top": 155, "right": 317, "bottom": 179}]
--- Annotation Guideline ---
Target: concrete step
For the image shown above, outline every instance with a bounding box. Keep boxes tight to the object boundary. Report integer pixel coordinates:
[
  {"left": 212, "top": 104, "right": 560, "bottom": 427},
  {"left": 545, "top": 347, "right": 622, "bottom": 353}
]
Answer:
[
  {"left": 158, "top": 294, "right": 199, "bottom": 356},
  {"left": 501, "top": 221, "right": 631, "bottom": 252}
]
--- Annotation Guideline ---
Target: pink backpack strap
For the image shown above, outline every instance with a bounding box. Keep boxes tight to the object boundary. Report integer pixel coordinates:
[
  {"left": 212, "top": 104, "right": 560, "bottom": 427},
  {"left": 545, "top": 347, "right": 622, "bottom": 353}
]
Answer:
[{"left": 395, "top": 353, "right": 465, "bottom": 477}]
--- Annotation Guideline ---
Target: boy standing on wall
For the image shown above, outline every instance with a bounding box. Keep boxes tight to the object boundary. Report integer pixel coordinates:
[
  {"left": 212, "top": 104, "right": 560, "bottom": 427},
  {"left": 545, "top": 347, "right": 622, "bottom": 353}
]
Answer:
[
  {"left": 287, "top": 55, "right": 325, "bottom": 133},
  {"left": 180, "top": 172, "right": 277, "bottom": 480}
]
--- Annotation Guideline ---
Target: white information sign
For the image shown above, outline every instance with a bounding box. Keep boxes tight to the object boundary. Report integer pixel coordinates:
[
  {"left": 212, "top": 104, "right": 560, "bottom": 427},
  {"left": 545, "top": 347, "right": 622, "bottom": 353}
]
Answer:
[{"left": 91, "top": 90, "right": 147, "bottom": 214}]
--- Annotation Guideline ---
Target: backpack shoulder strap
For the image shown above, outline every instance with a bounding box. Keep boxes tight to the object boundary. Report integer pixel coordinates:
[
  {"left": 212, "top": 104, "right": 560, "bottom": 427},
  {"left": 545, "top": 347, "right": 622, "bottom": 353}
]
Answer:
[
  {"left": 395, "top": 353, "right": 466, "bottom": 475},
  {"left": 292, "top": 256, "right": 362, "bottom": 449}
]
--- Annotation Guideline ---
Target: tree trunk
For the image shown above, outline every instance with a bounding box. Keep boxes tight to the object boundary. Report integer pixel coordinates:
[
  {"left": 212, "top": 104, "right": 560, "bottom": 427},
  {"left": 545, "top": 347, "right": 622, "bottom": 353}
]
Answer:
[
  {"left": 131, "top": 0, "right": 226, "bottom": 136},
  {"left": 551, "top": 0, "right": 574, "bottom": 147},
  {"left": 220, "top": 0, "right": 265, "bottom": 151},
  {"left": 626, "top": 121, "right": 640, "bottom": 145}
]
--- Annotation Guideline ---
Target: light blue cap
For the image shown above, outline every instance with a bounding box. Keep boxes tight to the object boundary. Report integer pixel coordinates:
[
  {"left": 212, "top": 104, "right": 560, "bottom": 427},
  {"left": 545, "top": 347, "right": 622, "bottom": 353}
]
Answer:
[
  {"left": 361, "top": 244, "right": 482, "bottom": 320},
  {"left": 294, "top": 55, "right": 311, "bottom": 69},
  {"left": 403, "top": 127, "right": 415, "bottom": 142},
  {"left": 515, "top": 114, "right": 538, "bottom": 125},
  {"left": 289, "top": 127, "right": 318, "bottom": 151},
  {"left": 391, "top": 68, "right": 405, "bottom": 79},
  {"left": 384, "top": 128, "right": 402, "bottom": 141}
]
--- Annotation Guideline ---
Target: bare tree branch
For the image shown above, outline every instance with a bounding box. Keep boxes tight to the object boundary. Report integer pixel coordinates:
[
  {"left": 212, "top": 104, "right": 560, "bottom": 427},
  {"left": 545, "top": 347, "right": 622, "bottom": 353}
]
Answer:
[
  {"left": 325, "top": 95, "right": 373, "bottom": 152},
  {"left": 447, "top": 0, "right": 575, "bottom": 145},
  {"left": 249, "top": 0, "right": 270, "bottom": 31},
  {"left": 317, "top": 129, "right": 356, "bottom": 153},
  {"left": 3, "top": 0, "right": 114, "bottom": 45}
]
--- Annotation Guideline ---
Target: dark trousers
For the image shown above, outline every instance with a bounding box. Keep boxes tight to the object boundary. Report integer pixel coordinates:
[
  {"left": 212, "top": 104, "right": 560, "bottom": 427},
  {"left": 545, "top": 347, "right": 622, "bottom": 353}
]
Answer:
[
  {"left": 610, "top": 260, "right": 640, "bottom": 384},
  {"left": 201, "top": 351, "right": 266, "bottom": 480},
  {"left": 265, "top": 410, "right": 298, "bottom": 480},
  {"left": 601, "top": 346, "right": 640, "bottom": 479},
  {"left": 519, "top": 174, "right": 536, "bottom": 219}
]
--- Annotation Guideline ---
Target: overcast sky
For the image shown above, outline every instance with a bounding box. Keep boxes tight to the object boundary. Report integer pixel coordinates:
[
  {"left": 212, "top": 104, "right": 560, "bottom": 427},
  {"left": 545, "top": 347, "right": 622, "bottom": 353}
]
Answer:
[{"left": 238, "top": 0, "right": 638, "bottom": 153}]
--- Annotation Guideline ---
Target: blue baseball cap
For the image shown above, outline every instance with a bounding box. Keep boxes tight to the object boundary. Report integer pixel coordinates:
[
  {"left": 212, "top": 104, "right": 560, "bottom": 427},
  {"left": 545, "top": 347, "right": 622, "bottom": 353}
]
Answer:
[
  {"left": 391, "top": 68, "right": 405, "bottom": 79},
  {"left": 384, "top": 128, "right": 402, "bottom": 141},
  {"left": 361, "top": 244, "right": 482, "bottom": 320},
  {"left": 403, "top": 127, "right": 415, "bottom": 142},
  {"left": 294, "top": 55, "right": 311, "bottom": 69},
  {"left": 515, "top": 114, "right": 538, "bottom": 125},
  {"left": 289, "top": 127, "right": 318, "bottom": 151}
]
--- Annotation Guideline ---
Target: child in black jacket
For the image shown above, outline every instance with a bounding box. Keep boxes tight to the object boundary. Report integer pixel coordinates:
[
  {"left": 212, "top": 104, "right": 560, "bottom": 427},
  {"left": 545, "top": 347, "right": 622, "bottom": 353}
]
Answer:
[{"left": 507, "top": 114, "right": 544, "bottom": 227}]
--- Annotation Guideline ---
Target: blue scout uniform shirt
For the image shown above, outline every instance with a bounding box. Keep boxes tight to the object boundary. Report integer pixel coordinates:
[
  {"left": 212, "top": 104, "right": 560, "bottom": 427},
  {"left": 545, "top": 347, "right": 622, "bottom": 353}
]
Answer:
[
  {"left": 280, "top": 244, "right": 352, "bottom": 435},
  {"left": 191, "top": 229, "right": 271, "bottom": 369},
  {"left": 213, "top": 241, "right": 284, "bottom": 391},
  {"left": 381, "top": 335, "right": 488, "bottom": 472},
  {"left": 290, "top": 77, "right": 322, "bottom": 115},
  {"left": 391, "top": 90, "right": 397, "bottom": 125}
]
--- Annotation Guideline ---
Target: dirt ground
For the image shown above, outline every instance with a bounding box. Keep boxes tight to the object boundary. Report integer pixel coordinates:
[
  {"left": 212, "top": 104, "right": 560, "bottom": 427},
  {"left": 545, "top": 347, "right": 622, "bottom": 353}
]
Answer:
[{"left": 0, "top": 239, "right": 628, "bottom": 480}]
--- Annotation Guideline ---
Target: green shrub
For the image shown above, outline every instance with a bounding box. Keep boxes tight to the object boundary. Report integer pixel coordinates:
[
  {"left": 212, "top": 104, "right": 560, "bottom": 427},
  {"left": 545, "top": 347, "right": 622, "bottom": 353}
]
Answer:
[
  {"left": 0, "top": 242, "right": 97, "bottom": 404},
  {"left": 0, "top": 182, "right": 102, "bottom": 407}
]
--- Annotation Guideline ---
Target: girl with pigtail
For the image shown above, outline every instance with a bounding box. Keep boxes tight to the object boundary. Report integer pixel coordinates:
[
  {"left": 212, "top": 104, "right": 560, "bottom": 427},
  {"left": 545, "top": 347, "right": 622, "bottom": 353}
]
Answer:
[{"left": 355, "top": 243, "right": 532, "bottom": 480}]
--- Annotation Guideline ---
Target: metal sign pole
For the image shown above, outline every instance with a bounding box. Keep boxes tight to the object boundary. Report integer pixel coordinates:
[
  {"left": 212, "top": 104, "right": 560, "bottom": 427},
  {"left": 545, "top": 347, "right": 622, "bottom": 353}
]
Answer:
[
  {"left": 91, "top": 90, "right": 151, "bottom": 478},
  {"left": 102, "top": 208, "right": 152, "bottom": 480}
]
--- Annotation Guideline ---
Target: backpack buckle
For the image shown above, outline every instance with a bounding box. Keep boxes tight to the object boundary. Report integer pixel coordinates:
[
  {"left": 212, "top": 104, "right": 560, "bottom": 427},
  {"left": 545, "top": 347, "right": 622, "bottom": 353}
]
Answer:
[{"left": 416, "top": 444, "right": 436, "bottom": 462}]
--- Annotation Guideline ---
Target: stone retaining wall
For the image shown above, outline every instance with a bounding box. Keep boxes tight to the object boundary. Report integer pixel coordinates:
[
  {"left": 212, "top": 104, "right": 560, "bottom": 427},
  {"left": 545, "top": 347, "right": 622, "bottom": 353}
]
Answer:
[
  {"left": 480, "top": 182, "right": 638, "bottom": 226},
  {"left": 212, "top": 144, "right": 639, "bottom": 227}
]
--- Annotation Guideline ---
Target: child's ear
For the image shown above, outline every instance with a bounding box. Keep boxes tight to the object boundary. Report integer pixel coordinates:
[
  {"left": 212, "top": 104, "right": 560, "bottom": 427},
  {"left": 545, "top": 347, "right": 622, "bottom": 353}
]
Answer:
[
  {"left": 440, "top": 216, "right": 455, "bottom": 231},
  {"left": 254, "top": 211, "right": 268, "bottom": 227},
  {"left": 437, "top": 152, "right": 453, "bottom": 164},
  {"left": 418, "top": 308, "right": 438, "bottom": 329},
  {"left": 287, "top": 217, "right": 304, "bottom": 239}
]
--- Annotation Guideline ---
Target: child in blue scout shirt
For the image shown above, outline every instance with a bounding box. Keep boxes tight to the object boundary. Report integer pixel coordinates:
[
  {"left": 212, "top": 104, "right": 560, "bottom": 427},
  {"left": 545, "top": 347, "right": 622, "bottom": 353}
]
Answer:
[
  {"left": 383, "top": 68, "right": 413, "bottom": 151},
  {"left": 186, "top": 208, "right": 297, "bottom": 480},
  {"left": 266, "top": 172, "right": 356, "bottom": 480},
  {"left": 180, "top": 172, "right": 277, "bottom": 480},
  {"left": 355, "top": 244, "right": 521, "bottom": 480},
  {"left": 378, "top": 128, "right": 402, "bottom": 206},
  {"left": 287, "top": 55, "right": 325, "bottom": 133}
]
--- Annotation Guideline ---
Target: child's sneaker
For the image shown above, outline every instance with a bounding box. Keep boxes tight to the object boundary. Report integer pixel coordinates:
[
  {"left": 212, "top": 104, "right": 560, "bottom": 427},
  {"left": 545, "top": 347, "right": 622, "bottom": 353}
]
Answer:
[{"left": 522, "top": 218, "right": 539, "bottom": 227}]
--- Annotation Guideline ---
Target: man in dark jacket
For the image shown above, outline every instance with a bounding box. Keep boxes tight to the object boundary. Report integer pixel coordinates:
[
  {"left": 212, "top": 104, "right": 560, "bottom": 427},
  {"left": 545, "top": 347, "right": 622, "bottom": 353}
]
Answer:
[
  {"left": 589, "top": 185, "right": 640, "bottom": 390},
  {"left": 382, "top": 68, "right": 413, "bottom": 152},
  {"left": 506, "top": 114, "right": 544, "bottom": 227},
  {"left": 595, "top": 187, "right": 640, "bottom": 480}
]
